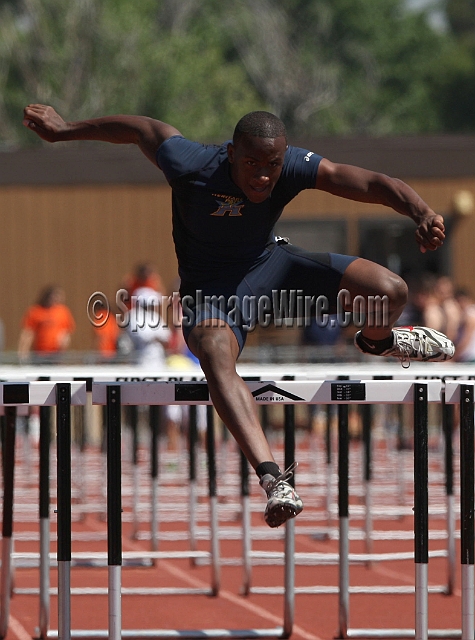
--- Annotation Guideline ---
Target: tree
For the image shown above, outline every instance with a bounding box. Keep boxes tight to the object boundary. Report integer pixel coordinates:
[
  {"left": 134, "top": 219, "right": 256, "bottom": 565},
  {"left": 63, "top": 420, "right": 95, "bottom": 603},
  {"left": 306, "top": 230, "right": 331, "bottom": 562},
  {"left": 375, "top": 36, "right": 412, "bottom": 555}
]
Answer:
[
  {"left": 446, "top": 0, "right": 475, "bottom": 36},
  {"left": 2, "top": 0, "right": 473, "bottom": 145},
  {"left": 0, "top": 0, "right": 261, "bottom": 147},
  {"left": 218, "top": 0, "right": 448, "bottom": 135},
  {"left": 429, "top": 0, "right": 475, "bottom": 131}
]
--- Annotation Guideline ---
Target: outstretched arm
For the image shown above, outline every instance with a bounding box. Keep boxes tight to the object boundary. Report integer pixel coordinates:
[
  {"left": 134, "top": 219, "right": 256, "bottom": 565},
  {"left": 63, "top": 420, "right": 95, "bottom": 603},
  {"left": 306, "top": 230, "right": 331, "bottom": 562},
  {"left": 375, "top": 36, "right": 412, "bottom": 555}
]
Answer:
[
  {"left": 316, "top": 158, "right": 445, "bottom": 254},
  {"left": 23, "top": 104, "right": 182, "bottom": 165}
]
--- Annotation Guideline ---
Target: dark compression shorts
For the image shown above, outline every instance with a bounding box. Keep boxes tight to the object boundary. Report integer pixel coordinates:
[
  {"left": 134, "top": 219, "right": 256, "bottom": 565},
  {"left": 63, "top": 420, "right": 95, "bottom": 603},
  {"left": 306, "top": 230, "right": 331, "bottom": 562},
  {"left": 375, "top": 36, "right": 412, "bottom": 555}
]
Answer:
[{"left": 180, "top": 242, "right": 358, "bottom": 354}]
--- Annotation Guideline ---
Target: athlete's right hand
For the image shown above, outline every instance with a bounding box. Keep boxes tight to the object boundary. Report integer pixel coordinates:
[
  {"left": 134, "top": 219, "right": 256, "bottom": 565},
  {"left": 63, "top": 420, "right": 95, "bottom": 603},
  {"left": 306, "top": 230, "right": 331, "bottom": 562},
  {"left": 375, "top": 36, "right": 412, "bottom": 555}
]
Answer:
[{"left": 23, "top": 104, "right": 69, "bottom": 142}]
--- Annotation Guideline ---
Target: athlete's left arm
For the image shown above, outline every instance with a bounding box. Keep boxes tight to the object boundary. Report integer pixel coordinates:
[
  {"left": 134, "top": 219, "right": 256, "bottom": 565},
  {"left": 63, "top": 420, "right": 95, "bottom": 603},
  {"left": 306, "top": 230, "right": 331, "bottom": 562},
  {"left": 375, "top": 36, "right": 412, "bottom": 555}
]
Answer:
[{"left": 315, "top": 157, "right": 445, "bottom": 253}]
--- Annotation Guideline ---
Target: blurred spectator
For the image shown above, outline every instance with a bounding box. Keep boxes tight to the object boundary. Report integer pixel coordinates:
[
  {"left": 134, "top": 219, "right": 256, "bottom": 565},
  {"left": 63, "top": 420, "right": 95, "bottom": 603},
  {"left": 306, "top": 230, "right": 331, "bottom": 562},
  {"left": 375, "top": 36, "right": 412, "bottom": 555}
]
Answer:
[
  {"left": 396, "top": 273, "right": 461, "bottom": 345},
  {"left": 18, "top": 285, "right": 75, "bottom": 363},
  {"left": 424, "top": 275, "right": 462, "bottom": 343},
  {"left": 91, "top": 298, "right": 121, "bottom": 361},
  {"left": 454, "top": 288, "right": 475, "bottom": 362},
  {"left": 127, "top": 286, "right": 170, "bottom": 368},
  {"left": 166, "top": 281, "right": 200, "bottom": 369},
  {"left": 122, "top": 261, "right": 164, "bottom": 308},
  {"left": 396, "top": 272, "right": 436, "bottom": 327}
]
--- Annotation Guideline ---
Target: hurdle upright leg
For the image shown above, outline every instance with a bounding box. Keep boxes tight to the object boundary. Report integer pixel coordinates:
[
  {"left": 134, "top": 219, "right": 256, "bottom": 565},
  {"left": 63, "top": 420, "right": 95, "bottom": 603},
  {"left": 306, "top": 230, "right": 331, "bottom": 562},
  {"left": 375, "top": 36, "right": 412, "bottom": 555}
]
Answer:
[
  {"left": 128, "top": 405, "right": 140, "bottom": 540},
  {"left": 56, "top": 383, "right": 72, "bottom": 640},
  {"left": 39, "top": 405, "right": 51, "bottom": 639},
  {"left": 240, "top": 450, "right": 251, "bottom": 596},
  {"left": 149, "top": 405, "right": 160, "bottom": 553},
  {"left": 206, "top": 405, "right": 220, "bottom": 595},
  {"left": 459, "top": 384, "right": 474, "bottom": 640},
  {"left": 107, "top": 386, "right": 122, "bottom": 640},
  {"left": 0, "top": 406, "right": 17, "bottom": 640},
  {"left": 414, "top": 383, "right": 428, "bottom": 640},
  {"left": 337, "top": 402, "right": 350, "bottom": 640},
  {"left": 325, "top": 405, "right": 333, "bottom": 530},
  {"left": 361, "top": 404, "right": 373, "bottom": 561},
  {"left": 442, "top": 389, "right": 456, "bottom": 596},
  {"left": 188, "top": 405, "right": 198, "bottom": 561},
  {"left": 283, "top": 404, "right": 296, "bottom": 639}
]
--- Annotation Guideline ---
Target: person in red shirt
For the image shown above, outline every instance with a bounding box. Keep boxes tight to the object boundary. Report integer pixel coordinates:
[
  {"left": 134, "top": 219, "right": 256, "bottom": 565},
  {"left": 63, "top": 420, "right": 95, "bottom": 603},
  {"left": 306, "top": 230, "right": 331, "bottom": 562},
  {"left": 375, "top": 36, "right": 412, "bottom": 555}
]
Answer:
[{"left": 18, "top": 285, "right": 76, "bottom": 363}]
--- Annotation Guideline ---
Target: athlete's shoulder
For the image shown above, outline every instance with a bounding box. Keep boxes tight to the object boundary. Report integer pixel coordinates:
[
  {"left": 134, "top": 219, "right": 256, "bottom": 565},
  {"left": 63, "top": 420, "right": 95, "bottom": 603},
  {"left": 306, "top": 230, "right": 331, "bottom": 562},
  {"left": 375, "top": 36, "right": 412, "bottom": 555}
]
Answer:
[
  {"left": 279, "top": 144, "right": 323, "bottom": 190},
  {"left": 157, "top": 136, "right": 227, "bottom": 182},
  {"left": 284, "top": 144, "right": 323, "bottom": 167}
]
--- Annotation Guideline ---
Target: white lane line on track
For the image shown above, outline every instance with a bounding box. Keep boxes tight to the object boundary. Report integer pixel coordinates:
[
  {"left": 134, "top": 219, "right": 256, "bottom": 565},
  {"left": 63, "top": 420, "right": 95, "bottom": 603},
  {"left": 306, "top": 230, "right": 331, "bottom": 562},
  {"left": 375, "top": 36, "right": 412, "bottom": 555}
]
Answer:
[
  {"left": 8, "top": 615, "right": 32, "bottom": 640},
  {"left": 86, "top": 518, "right": 324, "bottom": 640},
  {"left": 159, "top": 558, "right": 323, "bottom": 640},
  {"left": 299, "top": 531, "right": 463, "bottom": 596}
]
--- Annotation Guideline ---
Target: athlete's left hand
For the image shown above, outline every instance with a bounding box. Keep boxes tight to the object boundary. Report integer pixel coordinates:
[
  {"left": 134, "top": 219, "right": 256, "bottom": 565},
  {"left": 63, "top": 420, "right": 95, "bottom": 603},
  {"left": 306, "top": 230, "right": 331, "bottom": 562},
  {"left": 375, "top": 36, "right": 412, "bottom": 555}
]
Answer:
[{"left": 415, "top": 213, "right": 445, "bottom": 253}]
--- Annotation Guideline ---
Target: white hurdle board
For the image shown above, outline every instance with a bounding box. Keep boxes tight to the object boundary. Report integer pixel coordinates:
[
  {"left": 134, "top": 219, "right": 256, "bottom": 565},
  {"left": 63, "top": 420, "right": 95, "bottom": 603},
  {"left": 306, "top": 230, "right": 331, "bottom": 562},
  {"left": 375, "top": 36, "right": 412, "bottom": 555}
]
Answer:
[
  {"left": 91, "top": 379, "right": 442, "bottom": 406},
  {"left": 1, "top": 362, "right": 474, "bottom": 385},
  {"left": 0, "top": 381, "right": 87, "bottom": 411}
]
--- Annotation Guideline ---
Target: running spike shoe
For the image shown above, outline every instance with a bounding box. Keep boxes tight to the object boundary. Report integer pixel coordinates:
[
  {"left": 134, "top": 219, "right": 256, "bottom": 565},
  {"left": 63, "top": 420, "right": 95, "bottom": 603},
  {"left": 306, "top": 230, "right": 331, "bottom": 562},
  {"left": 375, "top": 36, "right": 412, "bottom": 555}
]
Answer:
[
  {"left": 355, "top": 326, "right": 455, "bottom": 368},
  {"left": 259, "top": 462, "right": 304, "bottom": 528}
]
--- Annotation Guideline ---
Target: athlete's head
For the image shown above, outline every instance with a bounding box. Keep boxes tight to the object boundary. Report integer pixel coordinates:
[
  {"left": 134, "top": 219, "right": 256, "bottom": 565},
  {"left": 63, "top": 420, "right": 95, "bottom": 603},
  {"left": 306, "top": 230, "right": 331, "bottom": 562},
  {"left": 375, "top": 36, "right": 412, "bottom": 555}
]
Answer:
[
  {"left": 228, "top": 111, "right": 288, "bottom": 204},
  {"left": 232, "top": 111, "right": 287, "bottom": 145}
]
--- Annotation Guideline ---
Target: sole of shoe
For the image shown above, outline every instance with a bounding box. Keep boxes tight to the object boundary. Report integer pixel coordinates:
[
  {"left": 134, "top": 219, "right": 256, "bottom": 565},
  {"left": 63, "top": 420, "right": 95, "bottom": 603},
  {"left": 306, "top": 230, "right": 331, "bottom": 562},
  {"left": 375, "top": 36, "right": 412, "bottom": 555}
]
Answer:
[{"left": 265, "top": 503, "right": 301, "bottom": 528}]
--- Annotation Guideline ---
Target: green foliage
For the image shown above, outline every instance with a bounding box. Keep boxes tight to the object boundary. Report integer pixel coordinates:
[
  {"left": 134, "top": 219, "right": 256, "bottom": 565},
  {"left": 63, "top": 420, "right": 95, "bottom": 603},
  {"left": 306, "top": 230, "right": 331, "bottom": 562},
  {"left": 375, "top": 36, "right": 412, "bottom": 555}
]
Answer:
[
  {"left": 276, "top": 0, "right": 448, "bottom": 134},
  {"left": 429, "top": 37, "right": 475, "bottom": 131},
  {"left": 446, "top": 0, "right": 475, "bottom": 36},
  {"left": 0, "top": 0, "right": 261, "bottom": 146},
  {"left": 2, "top": 0, "right": 475, "bottom": 145},
  {"left": 435, "top": 0, "right": 475, "bottom": 131}
]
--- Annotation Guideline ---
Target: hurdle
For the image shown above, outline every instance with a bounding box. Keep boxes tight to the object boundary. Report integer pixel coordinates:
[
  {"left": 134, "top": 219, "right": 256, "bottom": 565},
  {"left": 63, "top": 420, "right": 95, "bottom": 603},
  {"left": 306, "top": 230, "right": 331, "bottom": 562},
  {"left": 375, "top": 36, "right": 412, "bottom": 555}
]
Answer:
[
  {"left": 235, "top": 375, "right": 456, "bottom": 605},
  {"left": 86, "top": 378, "right": 447, "bottom": 640},
  {"left": 444, "top": 382, "right": 475, "bottom": 640},
  {"left": 0, "top": 367, "right": 468, "bottom": 639},
  {"left": 86, "top": 380, "right": 292, "bottom": 640},
  {"left": 235, "top": 378, "right": 456, "bottom": 639},
  {"left": 0, "top": 381, "right": 87, "bottom": 640}
]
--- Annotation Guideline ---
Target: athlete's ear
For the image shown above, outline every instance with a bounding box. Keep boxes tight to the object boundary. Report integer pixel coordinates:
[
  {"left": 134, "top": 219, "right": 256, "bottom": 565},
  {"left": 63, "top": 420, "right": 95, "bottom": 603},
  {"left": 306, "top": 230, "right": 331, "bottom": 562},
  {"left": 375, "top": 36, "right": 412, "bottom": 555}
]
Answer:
[{"left": 227, "top": 142, "right": 235, "bottom": 163}]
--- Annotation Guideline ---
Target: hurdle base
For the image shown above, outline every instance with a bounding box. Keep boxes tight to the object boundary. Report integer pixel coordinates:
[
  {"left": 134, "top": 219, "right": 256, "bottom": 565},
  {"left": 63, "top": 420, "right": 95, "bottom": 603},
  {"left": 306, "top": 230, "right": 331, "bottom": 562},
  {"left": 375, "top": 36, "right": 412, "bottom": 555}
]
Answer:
[
  {"left": 45, "top": 628, "right": 284, "bottom": 639},
  {"left": 346, "top": 628, "right": 462, "bottom": 639}
]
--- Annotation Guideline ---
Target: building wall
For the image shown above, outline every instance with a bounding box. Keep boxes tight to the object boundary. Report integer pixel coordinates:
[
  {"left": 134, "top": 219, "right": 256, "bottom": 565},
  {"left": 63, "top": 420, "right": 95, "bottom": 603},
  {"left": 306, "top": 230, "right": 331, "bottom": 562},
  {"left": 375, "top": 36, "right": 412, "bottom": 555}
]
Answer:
[
  {"left": 0, "top": 184, "right": 176, "bottom": 351},
  {"left": 0, "top": 176, "right": 474, "bottom": 351}
]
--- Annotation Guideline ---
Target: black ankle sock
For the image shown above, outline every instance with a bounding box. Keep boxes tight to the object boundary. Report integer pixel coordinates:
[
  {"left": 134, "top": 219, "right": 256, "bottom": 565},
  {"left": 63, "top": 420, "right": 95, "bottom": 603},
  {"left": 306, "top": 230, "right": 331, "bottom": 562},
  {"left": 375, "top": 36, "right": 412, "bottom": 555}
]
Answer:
[
  {"left": 357, "top": 332, "right": 394, "bottom": 355},
  {"left": 256, "top": 461, "right": 281, "bottom": 479}
]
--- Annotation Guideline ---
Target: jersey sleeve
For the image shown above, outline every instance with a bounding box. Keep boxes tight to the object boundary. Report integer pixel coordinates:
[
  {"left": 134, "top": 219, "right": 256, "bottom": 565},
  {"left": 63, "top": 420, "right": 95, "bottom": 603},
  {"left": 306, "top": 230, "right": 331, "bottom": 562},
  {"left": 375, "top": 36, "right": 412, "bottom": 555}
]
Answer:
[
  {"left": 281, "top": 145, "right": 323, "bottom": 191},
  {"left": 156, "top": 136, "right": 214, "bottom": 183}
]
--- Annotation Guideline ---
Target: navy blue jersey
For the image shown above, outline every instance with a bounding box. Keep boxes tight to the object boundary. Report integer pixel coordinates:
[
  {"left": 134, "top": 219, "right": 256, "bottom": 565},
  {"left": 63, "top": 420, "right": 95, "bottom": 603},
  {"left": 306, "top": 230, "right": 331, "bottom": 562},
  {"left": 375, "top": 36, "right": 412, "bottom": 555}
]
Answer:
[{"left": 156, "top": 136, "right": 322, "bottom": 283}]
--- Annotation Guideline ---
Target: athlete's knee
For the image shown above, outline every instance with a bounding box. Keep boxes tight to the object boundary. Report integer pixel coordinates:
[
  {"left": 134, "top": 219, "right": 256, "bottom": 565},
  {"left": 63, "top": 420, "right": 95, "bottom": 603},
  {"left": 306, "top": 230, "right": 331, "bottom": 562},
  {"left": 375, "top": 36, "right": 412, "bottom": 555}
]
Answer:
[
  {"left": 341, "top": 258, "right": 408, "bottom": 309},
  {"left": 189, "top": 326, "right": 237, "bottom": 370},
  {"left": 382, "top": 273, "right": 408, "bottom": 309}
]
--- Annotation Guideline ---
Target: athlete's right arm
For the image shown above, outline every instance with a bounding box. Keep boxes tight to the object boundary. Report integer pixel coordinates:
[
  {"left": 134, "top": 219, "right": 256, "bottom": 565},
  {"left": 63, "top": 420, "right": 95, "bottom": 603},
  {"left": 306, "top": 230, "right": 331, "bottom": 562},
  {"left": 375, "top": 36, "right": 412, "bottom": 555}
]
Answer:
[{"left": 22, "top": 104, "right": 181, "bottom": 166}]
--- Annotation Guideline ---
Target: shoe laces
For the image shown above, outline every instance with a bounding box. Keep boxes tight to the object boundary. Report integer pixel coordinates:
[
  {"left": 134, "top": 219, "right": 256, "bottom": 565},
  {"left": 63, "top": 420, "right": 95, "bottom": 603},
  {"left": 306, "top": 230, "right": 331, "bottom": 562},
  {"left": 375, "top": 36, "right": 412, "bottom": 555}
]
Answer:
[
  {"left": 265, "top": 462, "right": 298, "bottom": 493},
  {"left": 393, "top": 328, "right": 437, "bottom": 369},
  {"left": 391, "top": 331, "right": 413, "bottom": 369}
]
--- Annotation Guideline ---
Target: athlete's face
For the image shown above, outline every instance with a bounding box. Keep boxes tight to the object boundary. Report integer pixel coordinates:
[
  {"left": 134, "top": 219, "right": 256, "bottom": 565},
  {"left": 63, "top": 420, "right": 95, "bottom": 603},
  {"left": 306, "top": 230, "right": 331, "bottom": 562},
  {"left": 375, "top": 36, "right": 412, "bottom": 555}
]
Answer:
[{"left": 228, "top": 135, "right": 287, "bottom": 203}]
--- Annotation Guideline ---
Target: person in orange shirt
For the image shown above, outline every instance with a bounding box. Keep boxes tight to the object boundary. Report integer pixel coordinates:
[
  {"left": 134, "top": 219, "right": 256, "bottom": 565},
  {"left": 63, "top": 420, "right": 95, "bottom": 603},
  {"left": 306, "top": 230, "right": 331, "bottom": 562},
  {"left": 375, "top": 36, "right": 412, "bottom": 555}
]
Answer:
[
  {"left": 122, "top": 262, "right": 164, "bottom": 309},
  {"left": 91, "top": 298, "right": 121, "bottom": 361},
  {"left": 18, "top": 285, "right": 76, "bottom": 363}
]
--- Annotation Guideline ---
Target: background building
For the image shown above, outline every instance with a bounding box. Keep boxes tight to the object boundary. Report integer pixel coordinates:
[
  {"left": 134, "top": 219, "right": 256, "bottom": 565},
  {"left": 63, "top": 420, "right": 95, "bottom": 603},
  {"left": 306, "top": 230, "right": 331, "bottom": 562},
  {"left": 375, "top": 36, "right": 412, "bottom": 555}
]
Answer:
[{"left": 1, "top": 136, "right": 474, "bottom": 352}]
